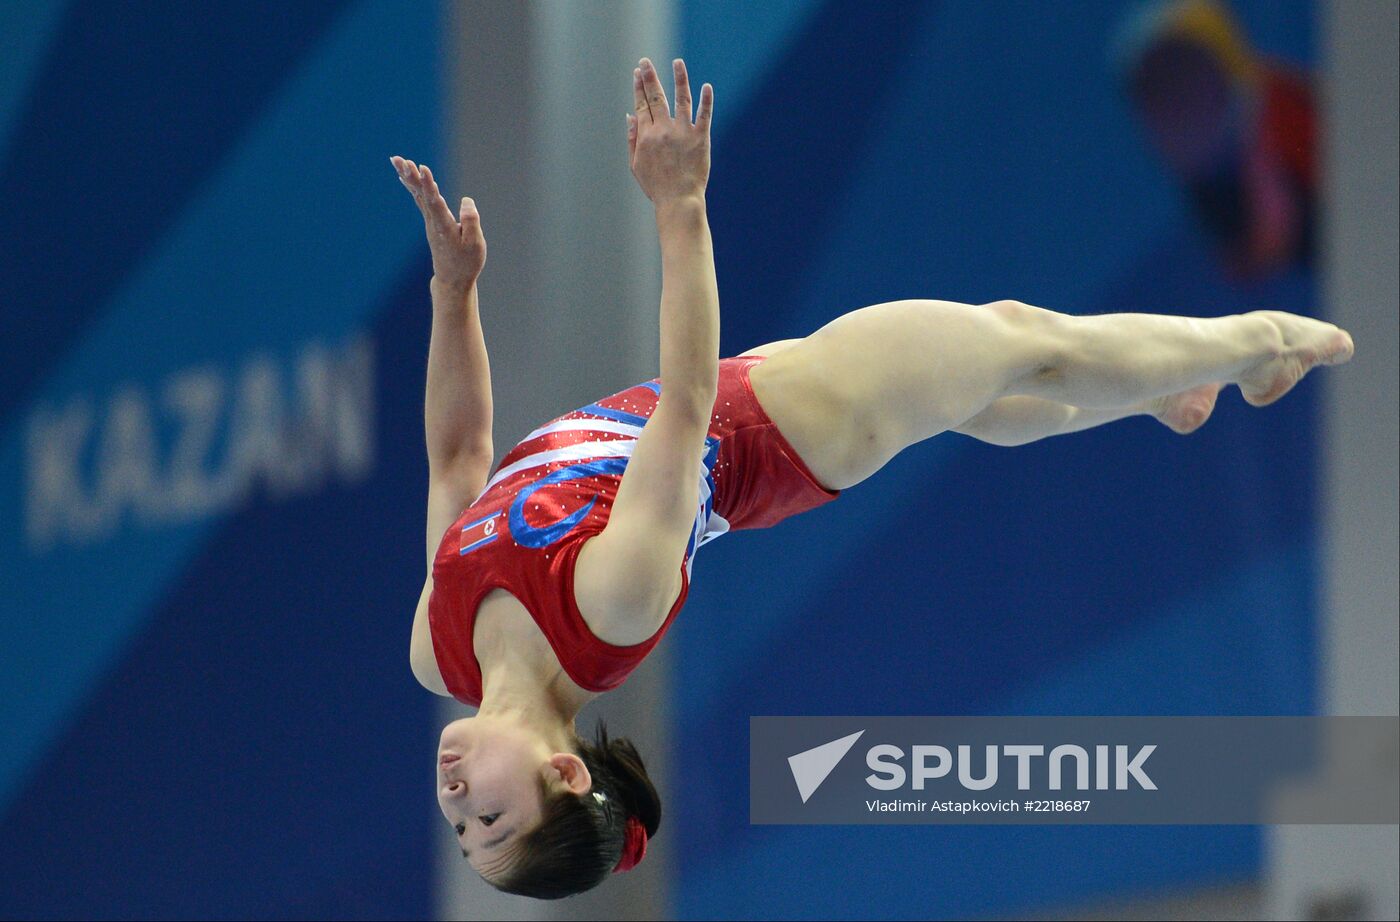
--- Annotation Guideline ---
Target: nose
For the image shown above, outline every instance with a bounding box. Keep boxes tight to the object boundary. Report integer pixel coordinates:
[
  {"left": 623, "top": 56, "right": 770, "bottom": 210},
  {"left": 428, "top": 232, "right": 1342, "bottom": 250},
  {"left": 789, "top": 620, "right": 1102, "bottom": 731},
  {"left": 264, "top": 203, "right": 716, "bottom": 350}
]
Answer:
[{"left": 444, "top": 780, "right": 466, "bottom": 796}]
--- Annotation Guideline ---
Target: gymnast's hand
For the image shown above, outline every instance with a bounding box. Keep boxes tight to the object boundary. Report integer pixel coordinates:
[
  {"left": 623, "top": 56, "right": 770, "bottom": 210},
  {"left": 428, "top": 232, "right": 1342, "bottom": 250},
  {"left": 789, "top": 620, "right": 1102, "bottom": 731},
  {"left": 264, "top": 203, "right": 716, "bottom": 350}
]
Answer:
[
  {"left": 628, "top": 57, "right": 713, "bottom": 203},
  {"left": 389, "top": 155, "right": 486, "bottom": 292}
]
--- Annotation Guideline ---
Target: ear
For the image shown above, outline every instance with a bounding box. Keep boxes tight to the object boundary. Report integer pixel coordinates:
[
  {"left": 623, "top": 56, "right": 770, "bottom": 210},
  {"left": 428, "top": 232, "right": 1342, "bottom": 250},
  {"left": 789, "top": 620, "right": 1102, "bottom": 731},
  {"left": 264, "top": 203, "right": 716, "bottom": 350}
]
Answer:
[{"left": 546, "top": 752, "right": 592, "bottom": 795}]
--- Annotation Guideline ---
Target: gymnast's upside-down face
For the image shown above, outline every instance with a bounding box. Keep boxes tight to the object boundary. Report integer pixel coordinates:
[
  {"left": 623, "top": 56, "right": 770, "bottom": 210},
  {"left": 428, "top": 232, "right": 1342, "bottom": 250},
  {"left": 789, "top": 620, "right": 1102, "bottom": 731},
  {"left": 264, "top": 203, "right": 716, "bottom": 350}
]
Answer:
[{"left": 436, "top": 715, "right": 577, "bottom": 877}]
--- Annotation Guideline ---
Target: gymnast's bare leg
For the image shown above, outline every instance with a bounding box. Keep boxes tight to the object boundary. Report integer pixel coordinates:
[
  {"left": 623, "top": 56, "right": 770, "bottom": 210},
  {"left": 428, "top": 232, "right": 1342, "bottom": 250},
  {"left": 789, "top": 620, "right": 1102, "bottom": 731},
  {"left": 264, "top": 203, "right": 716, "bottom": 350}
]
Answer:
[
  {"left": 746, "top": 299, "right": 1353, "bottom": 490},
  {"left": 951, "top": 381, "right": 1227, "bottom": 446}
]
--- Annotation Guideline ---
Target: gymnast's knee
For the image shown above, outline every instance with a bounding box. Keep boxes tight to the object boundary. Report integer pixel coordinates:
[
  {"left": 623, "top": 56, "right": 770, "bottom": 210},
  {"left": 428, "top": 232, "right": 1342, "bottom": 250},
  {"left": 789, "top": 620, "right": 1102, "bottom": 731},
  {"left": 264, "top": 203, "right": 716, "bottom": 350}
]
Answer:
[
  {"left": 980, "top": 299, "right": 1073, "bottom": 382},
  {"left": 981, "top": 298, "right": 1060, "bottom": 328}
]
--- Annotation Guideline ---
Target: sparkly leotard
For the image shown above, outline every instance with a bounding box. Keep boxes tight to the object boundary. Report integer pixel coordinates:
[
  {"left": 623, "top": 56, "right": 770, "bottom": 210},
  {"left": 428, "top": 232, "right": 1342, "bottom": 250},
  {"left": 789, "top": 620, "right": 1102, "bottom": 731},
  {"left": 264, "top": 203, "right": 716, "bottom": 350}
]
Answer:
[{"left": 428, "top": 355, "right": 840, "bottom": 707}]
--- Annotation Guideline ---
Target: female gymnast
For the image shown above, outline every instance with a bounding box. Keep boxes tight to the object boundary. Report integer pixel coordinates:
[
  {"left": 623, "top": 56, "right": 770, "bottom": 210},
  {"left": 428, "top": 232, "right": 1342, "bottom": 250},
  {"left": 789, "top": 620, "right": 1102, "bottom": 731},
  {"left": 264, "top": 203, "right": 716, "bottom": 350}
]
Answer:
[{"left": 391, "top": 57, "right": 1353, "bottom": 899}]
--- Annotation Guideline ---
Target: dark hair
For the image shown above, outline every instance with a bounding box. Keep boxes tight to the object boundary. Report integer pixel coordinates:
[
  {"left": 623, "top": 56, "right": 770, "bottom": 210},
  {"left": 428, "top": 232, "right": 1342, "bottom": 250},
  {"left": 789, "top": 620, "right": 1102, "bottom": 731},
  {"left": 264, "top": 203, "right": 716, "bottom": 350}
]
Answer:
[{"left": 484, "top": 718, "right": 662, "bottom": 900}]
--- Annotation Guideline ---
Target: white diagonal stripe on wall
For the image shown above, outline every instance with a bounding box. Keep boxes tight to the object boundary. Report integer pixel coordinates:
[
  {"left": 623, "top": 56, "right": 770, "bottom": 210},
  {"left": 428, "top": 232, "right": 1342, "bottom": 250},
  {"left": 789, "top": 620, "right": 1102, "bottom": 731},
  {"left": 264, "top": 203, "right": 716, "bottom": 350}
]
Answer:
[{"left": 0, "top": 0, "right": 437, "bottom": 814}]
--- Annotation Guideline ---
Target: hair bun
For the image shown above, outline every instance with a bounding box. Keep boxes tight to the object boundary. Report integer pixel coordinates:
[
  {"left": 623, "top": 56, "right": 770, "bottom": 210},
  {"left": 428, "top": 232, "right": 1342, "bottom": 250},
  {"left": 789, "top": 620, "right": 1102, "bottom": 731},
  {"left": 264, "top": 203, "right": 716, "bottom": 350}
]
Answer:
[{"left": 592, "top": 722, "right": 662, "bottom": 838}]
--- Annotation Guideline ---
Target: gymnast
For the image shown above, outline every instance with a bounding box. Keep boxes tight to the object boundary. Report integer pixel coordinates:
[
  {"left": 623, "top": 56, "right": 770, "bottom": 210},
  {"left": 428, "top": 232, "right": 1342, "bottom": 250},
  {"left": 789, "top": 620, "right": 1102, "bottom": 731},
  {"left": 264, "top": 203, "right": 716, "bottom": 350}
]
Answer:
[{"left": 390, "top": 57, "right": 1353, "bottom": 899}]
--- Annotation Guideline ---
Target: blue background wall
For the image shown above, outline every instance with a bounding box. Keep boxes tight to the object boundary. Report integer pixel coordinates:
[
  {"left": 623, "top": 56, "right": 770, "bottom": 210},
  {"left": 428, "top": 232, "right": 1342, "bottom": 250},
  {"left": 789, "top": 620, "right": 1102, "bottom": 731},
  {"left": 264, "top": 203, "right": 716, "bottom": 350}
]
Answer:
[
  {"left": 673, "top": 1, "right": 1317, "bottom": 918},
  {"left": 1, "top": 1, "right": 443, "bottom": 917}
]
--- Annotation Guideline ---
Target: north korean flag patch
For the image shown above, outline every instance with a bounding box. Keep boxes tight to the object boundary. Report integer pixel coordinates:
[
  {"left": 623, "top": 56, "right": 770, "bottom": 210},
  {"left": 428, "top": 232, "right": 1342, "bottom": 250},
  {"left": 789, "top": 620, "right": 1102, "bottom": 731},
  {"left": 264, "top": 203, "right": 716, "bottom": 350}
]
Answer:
[{"left": 458, "top": 512, "right": 501, "bottom": 555}]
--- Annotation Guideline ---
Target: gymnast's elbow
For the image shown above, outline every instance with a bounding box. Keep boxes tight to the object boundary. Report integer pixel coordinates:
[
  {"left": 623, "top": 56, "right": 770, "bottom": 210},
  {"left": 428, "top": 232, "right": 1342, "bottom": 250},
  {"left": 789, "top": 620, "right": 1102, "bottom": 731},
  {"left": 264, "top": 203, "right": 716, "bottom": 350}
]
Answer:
[{"left": 656, "top": 384, "right": 716, "bottom": 425}]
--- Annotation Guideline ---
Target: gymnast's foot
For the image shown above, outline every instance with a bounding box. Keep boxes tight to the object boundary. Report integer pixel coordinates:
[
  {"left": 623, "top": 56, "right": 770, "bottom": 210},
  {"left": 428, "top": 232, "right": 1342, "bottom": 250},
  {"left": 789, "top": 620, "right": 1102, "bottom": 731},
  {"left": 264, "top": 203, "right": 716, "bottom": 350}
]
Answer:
[
  {"left": 1236, "top": 311, "right": 1355, "bottom": 407},
  {"left": 1147, "top": 382, "right": 1225, "bottom": 434}
]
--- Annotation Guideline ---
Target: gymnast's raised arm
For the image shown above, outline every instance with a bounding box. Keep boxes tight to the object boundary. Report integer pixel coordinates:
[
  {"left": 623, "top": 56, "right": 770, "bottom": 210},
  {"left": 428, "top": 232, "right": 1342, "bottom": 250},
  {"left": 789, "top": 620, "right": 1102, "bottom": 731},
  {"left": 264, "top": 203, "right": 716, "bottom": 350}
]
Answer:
[
  {"left": 629, "top": 58, "right": 718, "bottom": 407},
  {"left": 574, "top": 57, "right": 719, "bottom": 638},
  {"left": 391, "top": 154, "right": 494, "bottom": 694},
  {"left": 390, "top": 155, "right": 495, "bottom": 570}
]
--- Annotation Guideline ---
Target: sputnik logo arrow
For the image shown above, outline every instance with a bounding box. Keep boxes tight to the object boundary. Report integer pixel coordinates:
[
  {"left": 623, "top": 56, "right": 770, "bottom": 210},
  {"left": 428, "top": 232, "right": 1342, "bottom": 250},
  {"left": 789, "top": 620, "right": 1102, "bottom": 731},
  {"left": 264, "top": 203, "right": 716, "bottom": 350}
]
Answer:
[{"left": 787, "top": 730, "right": 865, "bottom": 803}]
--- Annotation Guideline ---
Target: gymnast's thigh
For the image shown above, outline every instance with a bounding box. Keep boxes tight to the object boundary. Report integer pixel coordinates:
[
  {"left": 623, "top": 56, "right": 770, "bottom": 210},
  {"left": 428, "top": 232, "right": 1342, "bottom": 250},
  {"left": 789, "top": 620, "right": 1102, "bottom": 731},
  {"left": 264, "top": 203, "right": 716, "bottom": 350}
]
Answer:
[{"left": 743, "top": 336, "right": 886, "bottom": 492}]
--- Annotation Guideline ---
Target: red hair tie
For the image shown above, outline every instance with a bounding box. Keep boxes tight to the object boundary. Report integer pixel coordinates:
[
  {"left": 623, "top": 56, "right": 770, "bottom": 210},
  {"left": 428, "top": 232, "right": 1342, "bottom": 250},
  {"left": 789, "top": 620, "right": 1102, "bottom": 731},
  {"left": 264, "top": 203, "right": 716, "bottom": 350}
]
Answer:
[{"left": 611, "top": 815, "right": 648, "bottom": 873}]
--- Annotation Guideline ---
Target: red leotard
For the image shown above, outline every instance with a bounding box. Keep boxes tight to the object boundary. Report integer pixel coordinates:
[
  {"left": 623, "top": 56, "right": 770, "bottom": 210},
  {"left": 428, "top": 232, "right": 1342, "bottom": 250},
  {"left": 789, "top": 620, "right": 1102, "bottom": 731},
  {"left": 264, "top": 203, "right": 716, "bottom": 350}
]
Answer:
[{"left": 429, "top": 354, "right": 839, "bottom": 707}]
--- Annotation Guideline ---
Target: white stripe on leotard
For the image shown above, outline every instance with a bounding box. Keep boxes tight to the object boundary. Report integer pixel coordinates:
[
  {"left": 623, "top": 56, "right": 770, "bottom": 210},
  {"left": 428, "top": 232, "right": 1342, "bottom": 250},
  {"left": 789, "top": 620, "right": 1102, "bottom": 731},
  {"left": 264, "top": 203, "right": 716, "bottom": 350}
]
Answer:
[
  {"left": 481, "top": 438, "right": 639, "bottom": 494},
  {"left": 521, "top": 417, "right": 645, "bottom": 443}
]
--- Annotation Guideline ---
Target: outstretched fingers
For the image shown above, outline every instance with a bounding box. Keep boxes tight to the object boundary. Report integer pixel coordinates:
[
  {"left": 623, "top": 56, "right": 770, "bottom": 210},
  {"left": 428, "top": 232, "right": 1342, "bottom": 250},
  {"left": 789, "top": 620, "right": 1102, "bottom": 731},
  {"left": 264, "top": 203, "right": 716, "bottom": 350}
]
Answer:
[
  {"left": 695, "top": 81, "right": 713, "bottom": 132},
  {"left": 418, "top": 165, "right": 460, "bottom": 233},
  {"left": 631, "top": 57, "right": 709, "bottom": 132},
  {"left": 672, "top": 58, "right": 692, "bottom": 124},
  {"left": 632, "top": 67, "right": 647, "bottom": 120},
  {"left": 459, "top": 195, "right": 479, "bottom": 231},
  {"left": 637, "top": 57, "right": 670, "bottom": 123},
  {"left": 392, "top": 156, "right": 457, "bottom": 234}
]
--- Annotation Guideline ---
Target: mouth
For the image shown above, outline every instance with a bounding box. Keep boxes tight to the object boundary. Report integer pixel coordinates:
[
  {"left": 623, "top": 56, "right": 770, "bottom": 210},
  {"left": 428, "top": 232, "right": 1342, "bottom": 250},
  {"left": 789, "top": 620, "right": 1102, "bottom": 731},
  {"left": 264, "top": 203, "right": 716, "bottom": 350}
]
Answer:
[{"left": 439, "top": 753, "right": 462, "bottom": 767}]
